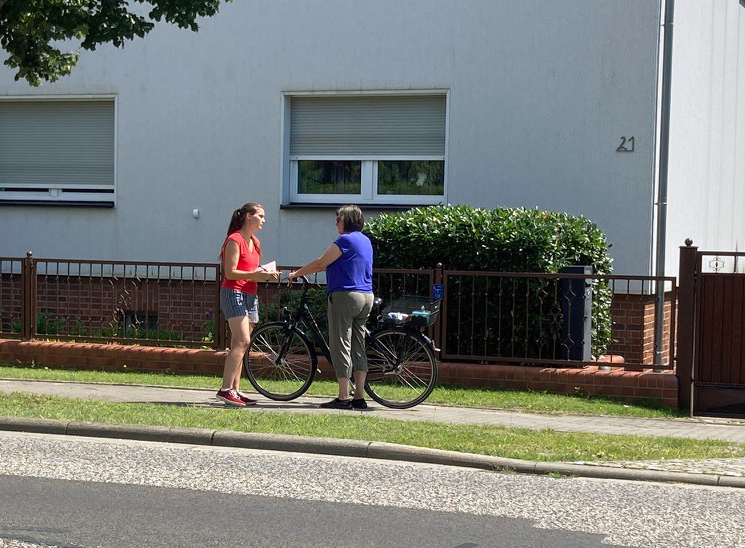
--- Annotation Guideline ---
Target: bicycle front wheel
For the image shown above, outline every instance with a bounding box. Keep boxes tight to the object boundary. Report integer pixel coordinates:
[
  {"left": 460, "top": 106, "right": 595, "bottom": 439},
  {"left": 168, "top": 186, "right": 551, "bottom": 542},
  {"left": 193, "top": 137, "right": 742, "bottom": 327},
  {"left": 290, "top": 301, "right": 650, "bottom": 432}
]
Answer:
[
  {"left": 364, "top": 328, "right": 437, "bottom": 409},
  {"left": 244, "top": 322, "right": 317, "bottom": 401}
]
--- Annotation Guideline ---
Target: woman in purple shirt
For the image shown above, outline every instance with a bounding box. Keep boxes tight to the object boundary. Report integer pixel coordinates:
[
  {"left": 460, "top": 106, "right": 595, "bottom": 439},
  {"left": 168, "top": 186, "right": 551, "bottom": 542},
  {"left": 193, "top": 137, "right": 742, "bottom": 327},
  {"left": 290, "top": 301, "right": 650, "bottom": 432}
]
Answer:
[{"left": 289, "top": 205, "right": 374, "bottom": 409}]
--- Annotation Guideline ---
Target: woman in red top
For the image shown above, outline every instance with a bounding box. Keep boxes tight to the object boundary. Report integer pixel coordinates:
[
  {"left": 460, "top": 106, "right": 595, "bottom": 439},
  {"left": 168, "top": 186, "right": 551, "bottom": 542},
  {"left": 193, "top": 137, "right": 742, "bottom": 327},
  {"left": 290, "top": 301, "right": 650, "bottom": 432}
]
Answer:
[{"left": 217, "top": 203, "right": 279, "bottom": 406}]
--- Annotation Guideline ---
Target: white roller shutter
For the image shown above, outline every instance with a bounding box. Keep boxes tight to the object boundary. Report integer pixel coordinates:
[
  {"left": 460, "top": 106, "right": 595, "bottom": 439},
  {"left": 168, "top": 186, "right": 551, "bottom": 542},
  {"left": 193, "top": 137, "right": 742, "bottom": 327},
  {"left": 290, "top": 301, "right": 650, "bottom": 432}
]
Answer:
[
  {"left": 0, "top": 100, "right": 114, "bottom": 190},
  {"left": 290, "top": 94, "right": 446, "bottom": 157}
]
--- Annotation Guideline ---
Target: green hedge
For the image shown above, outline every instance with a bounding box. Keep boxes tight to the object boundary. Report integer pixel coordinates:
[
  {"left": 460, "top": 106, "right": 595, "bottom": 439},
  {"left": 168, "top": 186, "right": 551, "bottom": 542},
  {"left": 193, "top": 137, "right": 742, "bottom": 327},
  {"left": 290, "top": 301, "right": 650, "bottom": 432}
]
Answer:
[{"left": 364, "top": 205, "right": 613, "bottom": 359}]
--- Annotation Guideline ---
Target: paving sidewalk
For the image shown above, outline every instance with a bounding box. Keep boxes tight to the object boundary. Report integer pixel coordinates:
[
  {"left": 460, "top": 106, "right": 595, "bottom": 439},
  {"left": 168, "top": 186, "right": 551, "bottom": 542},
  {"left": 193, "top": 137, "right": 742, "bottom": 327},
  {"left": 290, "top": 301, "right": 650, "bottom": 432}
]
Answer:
[{"left": 2, "top": 378, "right": 745, "bottom": 487}]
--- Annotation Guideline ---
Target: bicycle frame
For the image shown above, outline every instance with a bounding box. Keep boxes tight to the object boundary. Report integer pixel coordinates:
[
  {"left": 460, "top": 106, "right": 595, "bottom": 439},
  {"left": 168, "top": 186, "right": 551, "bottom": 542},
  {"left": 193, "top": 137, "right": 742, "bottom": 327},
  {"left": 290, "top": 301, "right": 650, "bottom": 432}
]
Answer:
[
  {"left": 280, "top": 278, "right": 334, "bottom": 369},
  {"left": 283, "top": 277, "right": 437, "bottom": 370}
]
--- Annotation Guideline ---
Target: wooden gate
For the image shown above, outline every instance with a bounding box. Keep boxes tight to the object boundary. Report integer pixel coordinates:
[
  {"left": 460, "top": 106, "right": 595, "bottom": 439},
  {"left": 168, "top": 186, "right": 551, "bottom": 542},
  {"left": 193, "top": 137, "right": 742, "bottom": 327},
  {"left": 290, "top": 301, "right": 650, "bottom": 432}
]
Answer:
[{"left": 678, "top": 242, "right": 745, "bottom": 416}]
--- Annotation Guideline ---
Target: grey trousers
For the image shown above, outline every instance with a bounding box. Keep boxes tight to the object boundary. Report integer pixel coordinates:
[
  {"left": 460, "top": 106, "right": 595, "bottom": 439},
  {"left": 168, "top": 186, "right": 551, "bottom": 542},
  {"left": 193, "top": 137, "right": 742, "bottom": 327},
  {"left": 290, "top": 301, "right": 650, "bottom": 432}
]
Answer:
[{"left": 327, "top": 291, "right": 374, "bottom": 378}]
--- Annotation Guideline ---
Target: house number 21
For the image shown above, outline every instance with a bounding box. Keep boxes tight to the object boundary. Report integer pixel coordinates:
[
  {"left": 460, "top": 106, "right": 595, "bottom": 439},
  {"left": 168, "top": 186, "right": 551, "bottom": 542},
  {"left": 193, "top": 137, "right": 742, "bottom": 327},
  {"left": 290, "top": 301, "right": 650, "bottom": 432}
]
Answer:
[{"left": 616, "top": 136, "right": 635, "bottom": 152}]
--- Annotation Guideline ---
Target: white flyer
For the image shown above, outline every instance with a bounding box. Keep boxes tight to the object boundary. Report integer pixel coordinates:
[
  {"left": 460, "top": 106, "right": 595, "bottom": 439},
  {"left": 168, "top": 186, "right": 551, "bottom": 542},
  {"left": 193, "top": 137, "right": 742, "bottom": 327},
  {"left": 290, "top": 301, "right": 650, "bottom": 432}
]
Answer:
[{"left": 260, "top": 260, "right": 277, "bottom": 272}]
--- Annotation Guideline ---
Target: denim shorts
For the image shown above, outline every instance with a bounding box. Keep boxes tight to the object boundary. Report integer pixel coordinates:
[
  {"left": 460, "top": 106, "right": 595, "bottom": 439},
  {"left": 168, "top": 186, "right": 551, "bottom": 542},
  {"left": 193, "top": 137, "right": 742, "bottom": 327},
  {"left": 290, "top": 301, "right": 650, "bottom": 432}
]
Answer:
[{"left": 220, "top": 289, "right": 259, "bottom": 323}]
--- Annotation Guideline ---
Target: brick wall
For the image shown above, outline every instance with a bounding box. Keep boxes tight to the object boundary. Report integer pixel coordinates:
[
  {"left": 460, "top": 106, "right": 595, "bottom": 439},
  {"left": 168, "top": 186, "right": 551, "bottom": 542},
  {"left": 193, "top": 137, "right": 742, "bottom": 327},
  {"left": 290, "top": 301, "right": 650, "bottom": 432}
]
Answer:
[
  {"left": 0, "top": 340, "right": 224, "bottom": 375},
  {"left": 607, "top": 292, "right": 674, "bottom": 367},
  {"left": 0, "top": 339, "right": 678, "bottom": 407},
  {"left": 436, "top": 362, "right": 677, "bottom": 407}
]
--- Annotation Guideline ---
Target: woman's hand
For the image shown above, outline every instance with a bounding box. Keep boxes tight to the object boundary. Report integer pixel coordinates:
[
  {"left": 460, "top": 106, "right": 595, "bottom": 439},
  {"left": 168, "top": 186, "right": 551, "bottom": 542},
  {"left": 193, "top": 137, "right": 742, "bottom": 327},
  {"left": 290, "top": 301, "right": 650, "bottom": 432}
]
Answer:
[{"left": 256, "top": 268, "right": 280, "bottom": 282}]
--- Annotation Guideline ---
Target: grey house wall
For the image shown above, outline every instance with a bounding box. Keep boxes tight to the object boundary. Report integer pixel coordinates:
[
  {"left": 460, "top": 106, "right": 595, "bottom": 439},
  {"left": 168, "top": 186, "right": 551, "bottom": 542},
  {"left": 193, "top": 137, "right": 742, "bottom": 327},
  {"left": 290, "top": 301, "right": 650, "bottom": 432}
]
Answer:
[
  {"left": 667, "top": 0, "right": 745, "bottom": 274},
  {"left": 0, "top": 1, "right": 666, "bottom": 274}
]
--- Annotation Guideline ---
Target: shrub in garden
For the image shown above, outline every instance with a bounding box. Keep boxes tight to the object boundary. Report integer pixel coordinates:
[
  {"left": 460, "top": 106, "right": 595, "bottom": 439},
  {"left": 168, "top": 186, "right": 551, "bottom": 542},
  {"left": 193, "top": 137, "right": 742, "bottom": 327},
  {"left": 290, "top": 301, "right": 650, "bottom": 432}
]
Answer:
[
  {"left": 364, "top": 205, "right": 613, "bottom": 359},
  {"left": 11, "top": 312, "right": 67, "bottom": 336}
]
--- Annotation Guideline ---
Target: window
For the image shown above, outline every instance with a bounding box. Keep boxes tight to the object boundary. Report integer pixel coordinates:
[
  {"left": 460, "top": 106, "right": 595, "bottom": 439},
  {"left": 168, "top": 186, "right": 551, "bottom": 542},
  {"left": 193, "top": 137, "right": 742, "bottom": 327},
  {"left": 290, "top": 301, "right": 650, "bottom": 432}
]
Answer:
[
  {"left": 0, "top": 98, "right": 115, "bottom": 206},
  {"left": 286, "top": 93, "right": 447, "bottom": 205}
]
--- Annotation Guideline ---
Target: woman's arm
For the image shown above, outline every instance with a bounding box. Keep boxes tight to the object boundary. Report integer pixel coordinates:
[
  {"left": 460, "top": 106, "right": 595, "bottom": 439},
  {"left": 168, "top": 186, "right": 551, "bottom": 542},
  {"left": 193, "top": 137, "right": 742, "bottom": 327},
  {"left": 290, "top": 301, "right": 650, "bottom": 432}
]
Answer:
[
  {"left": 289, "top": 243, "right": 342, "bottom": 279},
  {"left": 223, "top": 240, "right": 278, "bottom": 282}
]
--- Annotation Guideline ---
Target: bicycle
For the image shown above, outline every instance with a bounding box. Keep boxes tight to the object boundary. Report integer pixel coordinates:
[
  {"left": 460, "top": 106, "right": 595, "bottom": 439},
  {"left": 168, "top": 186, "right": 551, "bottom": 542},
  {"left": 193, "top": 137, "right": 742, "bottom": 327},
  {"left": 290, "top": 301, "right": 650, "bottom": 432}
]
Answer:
[{"left": 243, "top": 276, "right": 439, "bottom": 409}]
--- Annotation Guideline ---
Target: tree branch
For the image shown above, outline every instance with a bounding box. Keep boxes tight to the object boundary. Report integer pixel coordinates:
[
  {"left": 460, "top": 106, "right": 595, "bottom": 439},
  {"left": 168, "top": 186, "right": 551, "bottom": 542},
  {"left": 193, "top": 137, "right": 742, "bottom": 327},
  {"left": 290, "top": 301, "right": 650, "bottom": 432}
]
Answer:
[{"left": 1, "top": 0, "right": 228, "bottom": 85}]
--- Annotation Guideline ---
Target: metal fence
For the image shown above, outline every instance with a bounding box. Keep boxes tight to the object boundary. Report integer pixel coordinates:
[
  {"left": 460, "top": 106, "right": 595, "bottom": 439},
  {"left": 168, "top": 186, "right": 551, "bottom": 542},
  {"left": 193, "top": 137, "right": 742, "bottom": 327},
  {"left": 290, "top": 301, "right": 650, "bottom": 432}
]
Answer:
[
  {"left": 1, "top": 253, "right": 676, "bottom": 369},
  {"left": 1, "top": 253, "right": 220, "bottom": 348},
  {"left": 0, "top": 256, "right": 24, "bottom": 340},
  {"left": 439, "top": 270, "right": 676, "bottom": 370}
]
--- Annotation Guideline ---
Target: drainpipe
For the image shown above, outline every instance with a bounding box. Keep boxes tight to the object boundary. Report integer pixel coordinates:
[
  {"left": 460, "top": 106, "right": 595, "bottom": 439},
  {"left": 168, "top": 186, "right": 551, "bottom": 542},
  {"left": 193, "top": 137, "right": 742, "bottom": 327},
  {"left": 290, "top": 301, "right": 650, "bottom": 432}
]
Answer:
[{"left": 654, "top": 0, "right": 675, "bottom": 369}]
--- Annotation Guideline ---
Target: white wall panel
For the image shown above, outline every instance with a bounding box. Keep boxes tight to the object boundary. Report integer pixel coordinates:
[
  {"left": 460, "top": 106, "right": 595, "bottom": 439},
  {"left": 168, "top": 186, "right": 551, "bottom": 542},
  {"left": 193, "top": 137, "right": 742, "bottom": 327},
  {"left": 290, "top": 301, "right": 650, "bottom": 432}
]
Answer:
[
  {"left": 667, "top": 0, "right": 745, "bottom": 275},
  {"left": 0, "top": 0, "right": 663, "bottom": 274}
]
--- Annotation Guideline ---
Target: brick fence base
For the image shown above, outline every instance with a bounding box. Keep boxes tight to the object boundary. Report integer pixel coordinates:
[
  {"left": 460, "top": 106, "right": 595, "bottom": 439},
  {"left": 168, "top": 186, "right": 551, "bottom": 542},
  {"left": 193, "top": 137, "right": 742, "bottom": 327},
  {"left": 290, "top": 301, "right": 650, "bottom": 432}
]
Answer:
[
  {"left": 0, "top": 339, "right": 678, "bottom": 408},
  {"left": 436, "top": 362, "right": 678, "bottom": 407}
]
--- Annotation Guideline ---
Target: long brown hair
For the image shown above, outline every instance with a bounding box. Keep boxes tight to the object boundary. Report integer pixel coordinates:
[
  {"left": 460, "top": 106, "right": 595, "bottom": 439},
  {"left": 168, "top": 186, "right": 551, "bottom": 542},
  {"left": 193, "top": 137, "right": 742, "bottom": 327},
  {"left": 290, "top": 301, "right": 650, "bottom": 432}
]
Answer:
[{"left": 224, "top": 202, "right": 262, "bottom": 256}]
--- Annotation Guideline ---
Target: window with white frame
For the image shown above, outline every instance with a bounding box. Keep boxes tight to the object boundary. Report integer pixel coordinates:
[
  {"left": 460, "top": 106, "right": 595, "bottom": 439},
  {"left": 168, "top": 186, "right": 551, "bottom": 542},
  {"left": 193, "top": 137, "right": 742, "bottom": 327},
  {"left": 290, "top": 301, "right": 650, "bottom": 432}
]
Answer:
[
  {"left": 287, "top": 93, "right": 447, "bottom": 205},
  {"left": 0, "top": 99, "right": 115, "bottom": 206}
]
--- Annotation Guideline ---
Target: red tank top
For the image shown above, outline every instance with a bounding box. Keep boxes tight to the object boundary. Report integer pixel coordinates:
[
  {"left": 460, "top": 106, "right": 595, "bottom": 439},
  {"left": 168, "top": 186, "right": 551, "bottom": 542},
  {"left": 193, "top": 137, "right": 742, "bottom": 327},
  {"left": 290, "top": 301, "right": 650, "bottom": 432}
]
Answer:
[{"left": 221, "top": 232, "right": 260, "bottom": 294}]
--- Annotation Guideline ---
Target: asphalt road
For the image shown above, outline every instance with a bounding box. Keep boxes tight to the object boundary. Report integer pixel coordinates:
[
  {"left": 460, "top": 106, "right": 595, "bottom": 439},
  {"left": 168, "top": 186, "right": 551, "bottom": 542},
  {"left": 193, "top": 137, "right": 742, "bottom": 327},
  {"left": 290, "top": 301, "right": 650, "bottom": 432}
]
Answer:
[
  {"left": 2, "top": 475, "right": 622, "bottom": 548},
  {"left": 1, "top": 431, "right": 744, "bottom": 548}
]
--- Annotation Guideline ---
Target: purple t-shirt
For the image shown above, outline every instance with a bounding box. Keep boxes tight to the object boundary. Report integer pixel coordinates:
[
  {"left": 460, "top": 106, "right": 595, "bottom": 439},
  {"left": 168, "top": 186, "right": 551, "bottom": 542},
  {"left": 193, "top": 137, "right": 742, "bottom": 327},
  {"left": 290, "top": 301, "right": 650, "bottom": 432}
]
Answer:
[{"left": 326, "top": 231, "right": 373, "bottom": 294}]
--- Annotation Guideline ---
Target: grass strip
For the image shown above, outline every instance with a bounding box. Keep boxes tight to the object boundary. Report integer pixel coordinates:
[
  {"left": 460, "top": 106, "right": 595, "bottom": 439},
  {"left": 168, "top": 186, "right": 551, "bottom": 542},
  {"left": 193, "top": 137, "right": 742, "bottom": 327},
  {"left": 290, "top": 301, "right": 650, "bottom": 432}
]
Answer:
[
  {"left": 0, "top": 391, "right": 740, "bottom": 462},
  {"left": 0, "top": 365, "right": 686, "bottom": 419}
]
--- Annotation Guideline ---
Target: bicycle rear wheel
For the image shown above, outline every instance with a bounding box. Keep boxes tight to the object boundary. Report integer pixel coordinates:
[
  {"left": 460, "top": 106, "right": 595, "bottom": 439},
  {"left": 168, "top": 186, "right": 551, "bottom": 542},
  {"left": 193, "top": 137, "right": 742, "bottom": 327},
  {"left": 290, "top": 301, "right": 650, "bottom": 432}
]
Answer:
[
  {"left": 364, "top": 328, "right": 437, "bottom": 409},
  {"left": 244, "top": 322, "right": 317, "bottom": 401}
]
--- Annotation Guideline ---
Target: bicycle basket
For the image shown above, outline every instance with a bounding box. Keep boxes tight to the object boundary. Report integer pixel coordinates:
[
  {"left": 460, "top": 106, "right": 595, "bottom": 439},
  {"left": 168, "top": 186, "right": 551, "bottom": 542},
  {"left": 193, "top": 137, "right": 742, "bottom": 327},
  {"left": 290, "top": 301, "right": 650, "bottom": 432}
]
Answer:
[{"left": 381, "top": 295, "right": 441, "bottom": 327}]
